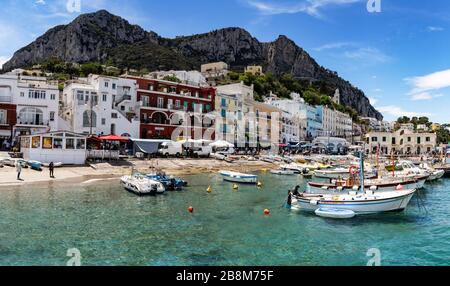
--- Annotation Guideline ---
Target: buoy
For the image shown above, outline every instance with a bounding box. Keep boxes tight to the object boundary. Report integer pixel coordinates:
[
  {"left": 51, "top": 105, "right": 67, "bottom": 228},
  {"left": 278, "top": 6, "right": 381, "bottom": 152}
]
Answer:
[
  {"left": 207, "top": 186, "right": 212, "bottom": 193},
  {"left": 233, "top": 184, "right": 239, "bottom": 190},
  {"left": 396, "top": 184, "right": 404, "bottom": 191},
  {"left": 261, "top": 169, "right": 268, "bottom": 172},
  {"left": 257, "top": 181, "right": 263, "bottom": 188},
  {"left": 188, "top": 206, "right": 194, "bottom": 213},
  {"left": 264, "top": 209, "right": 270, "bottom": 216}
]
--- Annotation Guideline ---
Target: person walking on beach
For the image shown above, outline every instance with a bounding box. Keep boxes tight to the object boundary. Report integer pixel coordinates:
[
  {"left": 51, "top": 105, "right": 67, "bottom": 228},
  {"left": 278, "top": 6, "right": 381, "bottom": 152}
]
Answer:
[
  {"left": 16, "top": 160, "right": 22, "bottom": 181},
  {"left": 49, "top": 162, "right": 55, "bottom": 178}
]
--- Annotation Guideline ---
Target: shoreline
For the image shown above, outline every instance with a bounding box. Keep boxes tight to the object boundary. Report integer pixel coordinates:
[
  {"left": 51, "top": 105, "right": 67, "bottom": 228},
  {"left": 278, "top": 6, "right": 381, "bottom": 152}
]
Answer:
[{"left": 0, "top": 158, "right": 278, "bottom": 188}]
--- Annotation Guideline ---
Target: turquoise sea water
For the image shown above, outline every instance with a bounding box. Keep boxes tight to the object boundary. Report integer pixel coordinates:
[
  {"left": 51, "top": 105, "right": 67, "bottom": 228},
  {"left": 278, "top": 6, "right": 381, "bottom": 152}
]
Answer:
[{"left": 0, "top": 173, "right": 449, "bottom": 266}]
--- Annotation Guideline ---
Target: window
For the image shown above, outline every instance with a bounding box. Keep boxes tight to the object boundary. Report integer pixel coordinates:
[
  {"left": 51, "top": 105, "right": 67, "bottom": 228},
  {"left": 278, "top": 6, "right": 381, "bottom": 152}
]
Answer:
[
  {"left": 18, "top": 107, "right": 44, "bottom": 125},
  {"left": 120, "top": 106, "right": 125, "bottom": 111},
  {"left": 371, "top": 137, "right": 378, "bottom": 142},
  {"left": 76, "top": 139, "right": 86, "bottom": 150},
  {"left": 42, "top": 137, "right": 53, "bottom": 149},
  {"left": 53, "top": 138, "right": 63, "bottom": 149},
  {"left": 77, "top": 91, "right": 84, "bottom": 101},
  {"left": 51, "top": 94, "right": 56, "bottom": 100},
  {"left": 417, "top": 137, "right": 421, "bottom": 144},
  {"left": 221, "top": 98, "right": 227, "bottom": 107},
  {"left": 221, "top": 109, "right": 226, "bottom": 118},
  {"left": 102, "top": 118, "right": 106, "bottom": 125},
  {"left": 111, "top": 113, "right": 118, "bottom": 119},
  {"left": 382, "top": 137, "right": 387, "bottom": 142},
  {"left": 157, "top": 97, "right": 164, "bottom": 108},
  {"left": 112, "top": 83, "right": 116, "bottom": 90},
  {"left": 105, "top": 82, "right": 109, "bottom": 88},
  {"left": 148, "top": 85, "right": 154, "bottom": 91},
  {"left": 141, "top": 96, "right": 149, "bottom": 107},
  {"left": 50, "top": 112, "right": 55, "bottom": 121},
  {"left": 66, "top": 138, "right": 75, "bottom": 150},
  {"left": 20, "top": 92, "right": 24, "bottom": 97},
  {"left": 0, "top": 110, "right": 6, "bottom": 124},
  {"left": 31, "top": 136, "right": 40, "bottom": 149},
  {"left": 175, "top": 100, "right": 181, "bottom": 108},
  {"left": 102, "top": 94, "right": 107, "bottom": 102},
  {"left": 83, "top": 111, "right": 97, "bottom": 128},
  {"left": 184, "top": 101, "right": 188, "bottom": 111},
  {"left": 168, "top": 99, "right": 173, "bottom": 109},
  {"left": 426, "top": 137, "right": 431, "bottom": 142},
  {"left": 392, "top": 138, "right": 396, "bottom": 145},
  {"left": 28, "top": 90, "right": 46, "bottom": 99},
  {"left": 408, "top": 137, "right": 411, "bottom": 142}
]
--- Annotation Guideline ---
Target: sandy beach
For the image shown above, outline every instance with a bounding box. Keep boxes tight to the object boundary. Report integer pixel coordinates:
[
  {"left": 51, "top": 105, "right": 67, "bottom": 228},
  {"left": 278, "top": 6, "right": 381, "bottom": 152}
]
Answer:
[{"left": 0, "top": 158, "right": 278, "bottom": 188}]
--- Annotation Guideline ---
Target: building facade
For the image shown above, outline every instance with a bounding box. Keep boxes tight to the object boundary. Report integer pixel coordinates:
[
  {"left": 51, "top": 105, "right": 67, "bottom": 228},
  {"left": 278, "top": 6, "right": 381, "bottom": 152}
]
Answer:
[
  {"left": 128, "top": 76, "right": 216, "bottom": 140},
  {"left": 244, "top": 65, "right": 264, "bottom": 76},
  {"left": 62, "top": 75, "right": 140, "bottom": 137},
  {"left": 365, "top": 128, "right": 437, "bottom": 155},
  {"left": 0, "top": 70, "right": 59, "bottom": 141}
]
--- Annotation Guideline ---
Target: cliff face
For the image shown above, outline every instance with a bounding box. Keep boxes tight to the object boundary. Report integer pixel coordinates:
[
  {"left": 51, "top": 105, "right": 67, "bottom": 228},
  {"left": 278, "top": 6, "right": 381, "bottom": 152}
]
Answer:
[{"left": 2, "top": 10, "right": 382, "bottom": 120}]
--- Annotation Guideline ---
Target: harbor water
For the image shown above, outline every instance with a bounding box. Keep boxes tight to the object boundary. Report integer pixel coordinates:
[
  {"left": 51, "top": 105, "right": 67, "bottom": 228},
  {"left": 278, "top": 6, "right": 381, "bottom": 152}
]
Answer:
[{"left": 0, "top": 173, "right": 449, "bottom": 266}]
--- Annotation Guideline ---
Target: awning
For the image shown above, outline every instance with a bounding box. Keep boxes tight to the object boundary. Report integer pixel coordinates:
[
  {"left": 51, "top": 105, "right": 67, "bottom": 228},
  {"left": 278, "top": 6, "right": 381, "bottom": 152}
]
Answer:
[
  {"left": 133, "top": 141, "right": 161, "bottom": 154},
  {"left": 99, "top": 135, "right": 130, "bottom": 142}
]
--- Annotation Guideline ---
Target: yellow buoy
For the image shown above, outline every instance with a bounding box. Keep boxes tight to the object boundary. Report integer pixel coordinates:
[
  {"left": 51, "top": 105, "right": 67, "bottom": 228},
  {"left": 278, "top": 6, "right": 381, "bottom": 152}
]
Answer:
[
  {"left": 207, "top": 186, "right": 213, "bottom": 193},
  {"left": 257, "top": 181, "right": 263, "bottom": 188},
  {"left": 261, "top": 168, "right": 268, "bottom": 173},
  {"left": 233, "top": 184, "right": 239, "bottom": 190}
]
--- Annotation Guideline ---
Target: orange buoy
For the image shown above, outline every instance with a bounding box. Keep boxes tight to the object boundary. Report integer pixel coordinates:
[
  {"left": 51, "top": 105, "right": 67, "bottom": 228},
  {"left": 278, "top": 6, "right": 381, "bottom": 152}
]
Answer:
[
  {"left": 188, "top": 206, "right": 194, "bottom": 213},
  {"left": 264, "top": 209, "right": 270, "bottom": 216}
]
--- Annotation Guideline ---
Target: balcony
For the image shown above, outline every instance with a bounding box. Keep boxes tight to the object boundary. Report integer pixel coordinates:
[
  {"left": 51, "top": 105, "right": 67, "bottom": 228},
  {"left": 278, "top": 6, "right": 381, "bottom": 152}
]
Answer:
[{"left": 0, "top": 96, "right": 12, "bottom": 103}]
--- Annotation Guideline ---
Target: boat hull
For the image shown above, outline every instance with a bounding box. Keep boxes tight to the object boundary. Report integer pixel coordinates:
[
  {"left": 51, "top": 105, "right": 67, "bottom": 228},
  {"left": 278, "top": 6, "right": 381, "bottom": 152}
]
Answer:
[
  {"left": 219, "top": 171, "right": 258, "bottom": 184},
  {"left": 308, "top": 180, "right": 418, "bottom": 193},
  {"left": 290, "top": 190, "right": 416, "bottom": 215}
]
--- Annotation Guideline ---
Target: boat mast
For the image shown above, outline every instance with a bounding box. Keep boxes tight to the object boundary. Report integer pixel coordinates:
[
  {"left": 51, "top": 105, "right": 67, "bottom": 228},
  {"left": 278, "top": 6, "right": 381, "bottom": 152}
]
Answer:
[{"left": 359, "top": 151, "right": 365, "bottom": 193}]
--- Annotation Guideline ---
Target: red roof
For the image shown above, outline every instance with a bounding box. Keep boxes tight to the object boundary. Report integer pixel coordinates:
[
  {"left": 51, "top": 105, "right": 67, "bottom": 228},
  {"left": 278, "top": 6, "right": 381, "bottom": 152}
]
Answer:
[{"left": 99, "top": 135, "right": 130, "bottom": 142}]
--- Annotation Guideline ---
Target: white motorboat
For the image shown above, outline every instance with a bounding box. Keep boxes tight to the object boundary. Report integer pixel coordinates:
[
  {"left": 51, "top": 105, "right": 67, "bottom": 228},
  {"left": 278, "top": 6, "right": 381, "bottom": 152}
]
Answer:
[
  {"left": 120, "top": 174, "right": 165, "bottom": 196},
  {"left": 288, "top": 189, "right": 417, "bottom": 215},
  {"left": 419, "top": 163, "right": 445, "bottom": 182},
  {"left": 280, "top": 163, "right": 305, "bottom": 174},
  {"left": 270, "top": 169, "right": 296, "bottom": 175},
  {"left": 219, "top": 170, "right": 258, "bottom": 184},
  {"left": 314, "top": 167, "right": 376, "bottom": 179}
]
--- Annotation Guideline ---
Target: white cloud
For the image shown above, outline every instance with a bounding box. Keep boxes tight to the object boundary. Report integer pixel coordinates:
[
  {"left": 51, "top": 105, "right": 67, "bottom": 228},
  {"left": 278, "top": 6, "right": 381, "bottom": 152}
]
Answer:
[
  {"left": 35, "top": 0, "right": 46, "bottom": 5},
  {"left": 377, "top": 105, "right": 432, "bottom": 118},
  {"left": 405, "top": 69, "right": 450, "bottom": 100},
  {"left": 245, "top": 0, "right": 361, "bottom": 18},
  {"left": 314, "top": 42, "right": 354, "bottom": 51},
  {"left": 427, "top": 26, "right": 444, "bottom": 32},
  {"left": 343, "top": 47, "right": 390, "bottom": 63}
]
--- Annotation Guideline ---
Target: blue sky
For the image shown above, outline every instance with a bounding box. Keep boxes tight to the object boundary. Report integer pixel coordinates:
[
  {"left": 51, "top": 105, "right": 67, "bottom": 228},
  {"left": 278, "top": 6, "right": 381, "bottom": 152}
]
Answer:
[{"left": 1, "top": 0, "right": 449, "bottom": 123}]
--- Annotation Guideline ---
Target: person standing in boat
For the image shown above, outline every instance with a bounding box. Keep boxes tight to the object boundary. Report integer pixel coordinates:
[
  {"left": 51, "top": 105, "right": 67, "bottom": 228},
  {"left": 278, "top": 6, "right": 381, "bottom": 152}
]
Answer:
[
  {"left": 49, "top": 162, "right": 55, "bottom": 178},
  {"left": 292, "top": 185, "right": 301, "bottom": 196}
]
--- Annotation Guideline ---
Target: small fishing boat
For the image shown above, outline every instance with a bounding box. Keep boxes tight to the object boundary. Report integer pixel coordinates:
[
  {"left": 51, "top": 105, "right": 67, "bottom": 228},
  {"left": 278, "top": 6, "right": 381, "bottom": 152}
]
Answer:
[
  {"left": 302, "top": 172, "right": 313, "bottom": 179},
  {"left": 315, "top": 208, "right": 356, "bottom": 219},
  {"left": 288, "top": 188, "right": 417, "bottom": 215},
  {"left": 120, "top": 174, "right": 165, "bottom": 196},
  {"left": 419, "top": 163, "right": 445, "bottom": 182},
  {"left": 27, "top": 160, "right": 43, "bottom": 171},
  {"left": 270, "top": 169, "right": 296, "bottom": 175},
  {"left": 219, "top": 170, "right": 258, "bottom": 184},
  {"left": 280, "top": 163, "right": 305, "bottom": 174},
  {"left": 308, "top": 176, "right": 419, "bottom": 193}
]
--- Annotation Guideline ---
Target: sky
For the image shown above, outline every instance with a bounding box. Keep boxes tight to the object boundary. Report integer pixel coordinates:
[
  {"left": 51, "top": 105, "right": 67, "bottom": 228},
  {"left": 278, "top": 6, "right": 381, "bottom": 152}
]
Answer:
[{"left": 0, "top": 0, "right": 450, "bottom": 123}]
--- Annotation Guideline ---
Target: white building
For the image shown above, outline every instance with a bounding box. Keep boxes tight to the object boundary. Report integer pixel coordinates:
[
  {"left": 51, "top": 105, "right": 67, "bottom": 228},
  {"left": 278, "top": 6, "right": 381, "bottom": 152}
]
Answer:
[
  {"left": 20, "top": 131, "right": 87, "bottom": 165},
  {"left": 0, "top": 70, "right": 59, "bottom": 137},
  {"left": 365, "top": 128, "right": 437, "bottom": 155},
  {"left": 147, "top": 70, "right": 207, "bottom": 86},
  {"left": 265, "top": 93, "right": 307, "bottom": 141},
  {"left": 62, "top": 75, "right": 140, "bottom": 137}
]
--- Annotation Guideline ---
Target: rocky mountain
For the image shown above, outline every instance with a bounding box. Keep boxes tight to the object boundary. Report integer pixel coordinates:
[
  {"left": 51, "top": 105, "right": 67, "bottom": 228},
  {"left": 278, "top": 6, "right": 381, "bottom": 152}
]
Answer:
[{"left": 2, "top": 10, "right": 382, "bottom": 120}]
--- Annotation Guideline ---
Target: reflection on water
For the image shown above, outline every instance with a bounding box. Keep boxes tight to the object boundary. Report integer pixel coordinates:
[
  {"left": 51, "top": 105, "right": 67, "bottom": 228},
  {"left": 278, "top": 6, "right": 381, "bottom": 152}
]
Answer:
[{"left": 0, "top": 173, "right": 449, "bottom": 266}]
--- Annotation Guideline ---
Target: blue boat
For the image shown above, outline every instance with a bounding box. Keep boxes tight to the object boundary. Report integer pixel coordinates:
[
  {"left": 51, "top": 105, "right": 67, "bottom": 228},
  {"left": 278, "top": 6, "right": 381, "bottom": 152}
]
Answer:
[
  {"left": 146, "top": 172, "right": 187, "bottom": 191},
  {"left": 27, "top": 160, "right": 43, "bottom": 171}
]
